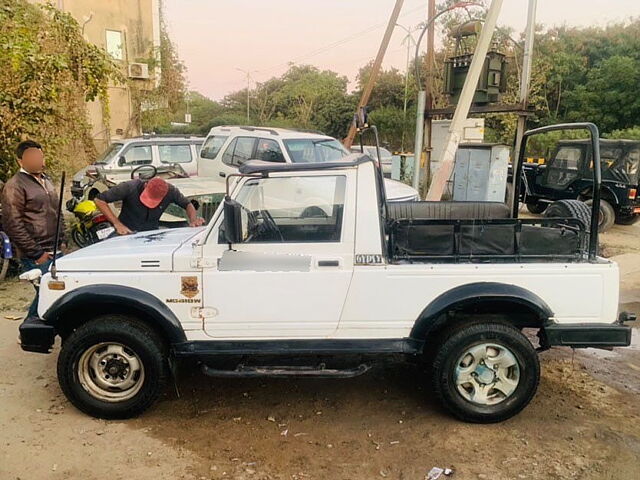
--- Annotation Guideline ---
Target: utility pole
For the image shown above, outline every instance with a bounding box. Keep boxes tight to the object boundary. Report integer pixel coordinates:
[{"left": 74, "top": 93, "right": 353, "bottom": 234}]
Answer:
[
  {"left": 343, "top": 0, "right": 405, "bottom": 149},
  {"left": 236, "top": 68, "right": 253, "bottom": 123},
  {"left": 510, "top": 0, "right": 537, "bottom": 210},
  {"left": 397, "top": 23, "right": 417, "bottom": 152},
  {"left": 423, "top": 0, "right": 436, "bottom": 195},
  {"left": 426, "top": 0, "right": 503, "bottom": 200}
]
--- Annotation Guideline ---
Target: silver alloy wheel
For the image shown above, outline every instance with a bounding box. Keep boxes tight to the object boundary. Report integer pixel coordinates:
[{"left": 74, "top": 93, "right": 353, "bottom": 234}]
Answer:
[
  {"left": 454, "top": 342, "right": 520, "bottom": 406},
  {"left": 77, "top": 342, "right": 145, "bottom": 402}
]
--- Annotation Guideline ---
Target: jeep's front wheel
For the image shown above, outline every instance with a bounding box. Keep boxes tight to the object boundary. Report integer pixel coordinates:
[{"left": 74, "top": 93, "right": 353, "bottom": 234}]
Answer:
[
  {"left": 431, "top": 323, "right": 539, "bottom": 423},
  {"left": 57, "top": 315, "right": 167, "bottom": 419}
]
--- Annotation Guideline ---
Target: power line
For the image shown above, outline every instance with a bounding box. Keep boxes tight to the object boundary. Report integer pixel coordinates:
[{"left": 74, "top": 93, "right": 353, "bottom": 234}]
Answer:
[{"left": 254, "top": 1, "right": 430, "bottom": 77}]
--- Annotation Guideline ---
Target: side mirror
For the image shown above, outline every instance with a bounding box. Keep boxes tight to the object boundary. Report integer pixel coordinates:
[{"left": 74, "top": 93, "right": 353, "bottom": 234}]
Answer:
[
  {"left": 222, "top": 197, "right": 243, "bottom": 244},
  {"left": 117, "top": 156, "right": 126, "bottom": 167}
]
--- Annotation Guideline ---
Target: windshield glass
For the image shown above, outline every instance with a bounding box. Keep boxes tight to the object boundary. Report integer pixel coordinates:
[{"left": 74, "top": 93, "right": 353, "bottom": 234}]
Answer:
[
  {"left": 95, "top": 143, "right": 124, "bottom": 165},
  {"left": 284, "top": 138, "right": 348, "bottom": 163},
  {"left": 200, "top": 135, "right": 228, "bottom": 159},
  {"left": 601, "top": 146, "right": 640, "bottom": 184}
]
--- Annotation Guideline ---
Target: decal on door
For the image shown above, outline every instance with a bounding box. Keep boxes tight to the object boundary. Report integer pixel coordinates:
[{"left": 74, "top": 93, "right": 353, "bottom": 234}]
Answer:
[{"left": 180, "top": 276, "right": 199, "bottom": 298}]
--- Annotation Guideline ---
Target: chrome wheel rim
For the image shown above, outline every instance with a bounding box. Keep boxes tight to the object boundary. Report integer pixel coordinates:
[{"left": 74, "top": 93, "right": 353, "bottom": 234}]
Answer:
[
  {"left": 77, "top": 342, "right": 145, "bottom": 402},
  {"left": 454, "top": 342, "right": 520, "bottom": 406}
]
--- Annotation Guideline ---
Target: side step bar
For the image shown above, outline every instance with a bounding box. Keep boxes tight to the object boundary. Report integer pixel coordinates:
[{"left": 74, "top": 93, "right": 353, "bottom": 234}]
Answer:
[{"left": 201, "top": 363, "right": 371, "bottom": 379}]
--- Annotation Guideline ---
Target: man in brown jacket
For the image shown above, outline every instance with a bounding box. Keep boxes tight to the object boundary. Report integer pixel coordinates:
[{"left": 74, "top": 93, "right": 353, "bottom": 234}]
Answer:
[{"left": 1, "top": 140, "right": 65, "bottom": 317}]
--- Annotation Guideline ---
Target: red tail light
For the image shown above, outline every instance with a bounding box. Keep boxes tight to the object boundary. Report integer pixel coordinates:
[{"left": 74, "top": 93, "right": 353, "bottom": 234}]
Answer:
[
  {"left": 629, "top": 188, "right": 637, "bottom": 200},
  {"left": 92, "top": 214, "right": 108, "bottom": 224}
]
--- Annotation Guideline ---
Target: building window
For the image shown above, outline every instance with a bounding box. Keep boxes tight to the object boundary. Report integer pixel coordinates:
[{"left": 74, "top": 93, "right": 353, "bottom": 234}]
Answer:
[{"left": 106, "top": 30, "right": 124, "bottom": 60}]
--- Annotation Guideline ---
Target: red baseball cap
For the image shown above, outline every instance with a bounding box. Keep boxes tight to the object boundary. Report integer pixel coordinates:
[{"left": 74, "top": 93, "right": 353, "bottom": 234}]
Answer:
[{"left": 140, "top": 177, "right": 169, "bottom": 208}]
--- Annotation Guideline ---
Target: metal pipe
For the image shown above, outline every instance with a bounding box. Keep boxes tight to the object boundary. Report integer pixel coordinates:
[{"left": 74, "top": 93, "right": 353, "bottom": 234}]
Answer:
[
  {"left": 50, "top": 172, "right": 66, "bottom": 280},
  {"left": 413, "top": 91, "right": 426, "bottom": 191},
  {"left": 511, "top": 0, "right": 537, "bottom": 211}
]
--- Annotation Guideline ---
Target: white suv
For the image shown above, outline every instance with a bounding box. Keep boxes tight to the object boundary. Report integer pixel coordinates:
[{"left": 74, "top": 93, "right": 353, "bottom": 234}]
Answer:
[{"left": 198, "top": 126, "right": 418, "bottom": 201}]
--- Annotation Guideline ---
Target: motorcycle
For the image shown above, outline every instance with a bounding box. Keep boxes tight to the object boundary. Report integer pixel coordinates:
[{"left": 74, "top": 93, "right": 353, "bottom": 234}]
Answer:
[{"left": 66, "top": 198, "right": 115, "bottom": 248}]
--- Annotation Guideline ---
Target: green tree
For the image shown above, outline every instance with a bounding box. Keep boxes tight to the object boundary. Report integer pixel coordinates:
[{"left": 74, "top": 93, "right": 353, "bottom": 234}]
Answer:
[
  {"left": 565, "top": 55, "right": 640, "bottom": 132},
  {"left": 0, "top": 0, "right": 121, "bottom": 180},
  {"left": 355, "top": 63, "right": 408, "bottom": 111}
]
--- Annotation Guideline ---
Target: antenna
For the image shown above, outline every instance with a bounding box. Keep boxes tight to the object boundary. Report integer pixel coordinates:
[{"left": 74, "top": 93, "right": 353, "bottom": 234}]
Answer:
[{"left": 50, "top": 171, "right": 65, "bottom": 280}]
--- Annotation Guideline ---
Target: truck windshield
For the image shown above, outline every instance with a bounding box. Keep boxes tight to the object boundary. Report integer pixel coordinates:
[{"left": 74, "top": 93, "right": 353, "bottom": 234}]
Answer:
[
  {"left": 284, "top": 139, "right": 348, "bottom": 163},
  {"left": 231, "top": 175, "right": 347, "bottom": 243},
  {"left": 94, "top": 143, "right": 123, "bottom": 165}
]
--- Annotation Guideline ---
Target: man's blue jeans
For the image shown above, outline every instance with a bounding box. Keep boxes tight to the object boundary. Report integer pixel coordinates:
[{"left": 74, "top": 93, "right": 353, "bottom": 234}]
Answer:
[{"left": 21, "top": 256, "right": 58, "bottom": 318}]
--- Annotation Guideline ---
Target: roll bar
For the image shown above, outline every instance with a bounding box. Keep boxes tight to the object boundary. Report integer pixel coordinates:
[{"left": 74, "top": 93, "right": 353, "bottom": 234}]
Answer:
[{"left": 513, "top": 122, "right": 601, "bottom": 260}]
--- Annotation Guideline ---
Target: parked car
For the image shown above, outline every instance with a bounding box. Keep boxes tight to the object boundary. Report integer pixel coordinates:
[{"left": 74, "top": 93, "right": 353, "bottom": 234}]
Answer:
[
  {"left": 198, "top": 125, "right": 418, "bottom": 201},
  {"left": 515, "top": 139, "right": 640, "bottom": 231},
  {"left": 350, "top": 145, "right": 393, "bottom": 176},
  {"left": 19, "top": 123, "right": 634, "bottom": 424},
  {"left": 71, "top": 134, "right": 203, "bottom": 199}
]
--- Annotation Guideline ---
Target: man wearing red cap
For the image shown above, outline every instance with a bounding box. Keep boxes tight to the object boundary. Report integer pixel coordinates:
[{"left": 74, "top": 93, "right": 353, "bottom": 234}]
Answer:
[{"left": 95, "top": 177, "right": 204, "bottom": 235}]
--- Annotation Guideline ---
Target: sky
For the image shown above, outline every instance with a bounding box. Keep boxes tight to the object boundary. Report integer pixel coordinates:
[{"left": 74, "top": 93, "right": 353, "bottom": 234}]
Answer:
[{"left": 163, "top": 0, "right": 640, "bottom": 101}]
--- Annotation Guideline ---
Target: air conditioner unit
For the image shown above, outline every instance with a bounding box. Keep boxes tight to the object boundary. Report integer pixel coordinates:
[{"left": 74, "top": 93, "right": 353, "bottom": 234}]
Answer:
[{"left": 128, "top": 63, "right": 149, "bottom": 79}]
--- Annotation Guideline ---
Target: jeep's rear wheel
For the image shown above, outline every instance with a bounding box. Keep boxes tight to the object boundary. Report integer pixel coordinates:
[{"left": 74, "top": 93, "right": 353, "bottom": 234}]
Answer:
[
  {"left": 57, "top": 315, "right": 167, "bottom": 419},
  {"left": 431, "top": 323, "right": 539, "bottom": 423},
  {"left": 585, "top": 199, "right": 615, "bottom": 232}
]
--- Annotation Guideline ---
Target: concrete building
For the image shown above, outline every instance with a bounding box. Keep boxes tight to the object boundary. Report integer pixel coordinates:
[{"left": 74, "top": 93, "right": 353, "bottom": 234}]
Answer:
[{"left": 30, "top": 0, "right": 161, "bottom": 153}]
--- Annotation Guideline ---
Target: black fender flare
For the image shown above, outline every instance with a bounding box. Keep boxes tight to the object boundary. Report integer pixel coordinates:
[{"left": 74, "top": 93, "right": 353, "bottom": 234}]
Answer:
[
  {"left": 43, "top": 284, "right": 187, "bottom": 343},
  {"left": 580, "top": 185, "right": 619, "bottom": 205},
  {"left": 410, "top": 282, "right": 554, "bottom": 339}
]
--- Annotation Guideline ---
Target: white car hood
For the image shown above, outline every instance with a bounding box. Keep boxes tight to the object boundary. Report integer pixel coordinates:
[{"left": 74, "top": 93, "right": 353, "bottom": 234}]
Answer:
[
  {"left": 57, "top": 227, "right": 204, "bottom": 272},
  {"left": 384, "top": 179, "right": 419, "bottom": 202}
]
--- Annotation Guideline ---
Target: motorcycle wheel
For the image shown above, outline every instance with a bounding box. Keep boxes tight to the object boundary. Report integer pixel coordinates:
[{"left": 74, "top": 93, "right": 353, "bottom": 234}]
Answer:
[{"left": 72, "top": 228, "right": 90, "bottom": 248}]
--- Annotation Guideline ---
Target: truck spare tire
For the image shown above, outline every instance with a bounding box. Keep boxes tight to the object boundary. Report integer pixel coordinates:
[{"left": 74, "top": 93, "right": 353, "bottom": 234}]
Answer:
[{"left": 544, "top": 199, "right": 592, "bottom": 231}]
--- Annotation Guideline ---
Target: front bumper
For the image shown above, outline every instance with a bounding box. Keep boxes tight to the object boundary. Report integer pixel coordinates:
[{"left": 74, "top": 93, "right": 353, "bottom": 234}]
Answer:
[
  {"left": 543, "top": 312, "right": 634, "bottom": 349},
  {"left": 19, "top": 316, "right": 56, "bottom": 353}
]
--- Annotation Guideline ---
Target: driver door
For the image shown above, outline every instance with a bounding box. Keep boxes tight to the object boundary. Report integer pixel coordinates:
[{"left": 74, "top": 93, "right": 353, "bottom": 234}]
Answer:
[{"left": 201, "top": 173, "right": 355, "bottom": 339}]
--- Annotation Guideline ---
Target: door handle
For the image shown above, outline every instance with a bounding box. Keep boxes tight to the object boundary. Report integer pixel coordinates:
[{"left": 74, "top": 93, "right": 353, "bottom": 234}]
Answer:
[
  {"left": 317, "top": 260, "right": 340, "bottom": 267},
  {"left": 219, "top": 172, "right": 226, "bottom": 178}
]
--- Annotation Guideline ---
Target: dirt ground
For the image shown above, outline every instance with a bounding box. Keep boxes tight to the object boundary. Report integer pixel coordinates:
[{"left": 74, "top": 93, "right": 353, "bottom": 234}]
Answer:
[{"left": 1, "top": 224, "right": 639, "bottom": 480}]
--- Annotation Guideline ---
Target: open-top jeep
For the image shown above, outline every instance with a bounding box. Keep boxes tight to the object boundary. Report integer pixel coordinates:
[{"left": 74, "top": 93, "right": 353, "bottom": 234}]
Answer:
[
  {"left": 19, "top": 123, "right": 633, "bottom": 423},
  {"left": 518, "top": 138, "right": 640, "bottom": 231}
]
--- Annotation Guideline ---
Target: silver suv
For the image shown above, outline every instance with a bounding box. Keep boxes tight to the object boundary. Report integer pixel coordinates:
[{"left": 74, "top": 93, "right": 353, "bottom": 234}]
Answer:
[{"left": 71, "top": 134, "right": 203, "bottom": 198}]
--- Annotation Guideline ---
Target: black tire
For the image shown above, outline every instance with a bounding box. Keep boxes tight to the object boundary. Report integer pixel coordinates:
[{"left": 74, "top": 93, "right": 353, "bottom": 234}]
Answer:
[
  {"left": 71, "top": 228, "right": 90, "bottom": 248},
  {"left": 544, "top": 199, "right": 592, "bottom": 231},
  {"left": 57, "top": 315, "right": 167, "bottom": 419},
  {"left": 615, "top": 214, "right": 640, "bottom": 226},
  {"left": 431, "top": 322, "right": 540, "bottom": 423},
  {"left": 526, "top": 201, "right": 547, "bottom": 214},
  {"left": 584, "top": 199, "right": 615, "bottom": 232}
]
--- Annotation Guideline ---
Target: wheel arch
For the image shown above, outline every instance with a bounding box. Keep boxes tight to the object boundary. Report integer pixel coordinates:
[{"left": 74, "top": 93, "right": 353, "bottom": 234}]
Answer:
[
  {"left": 579, "top": 185, "right": 619, "bottom": 205},
  {"left": 410, "top": 282, "right": 554, "bottom": 340},
  {"left": 44, "top": 284, "right": 186, "bottom": 344}
]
